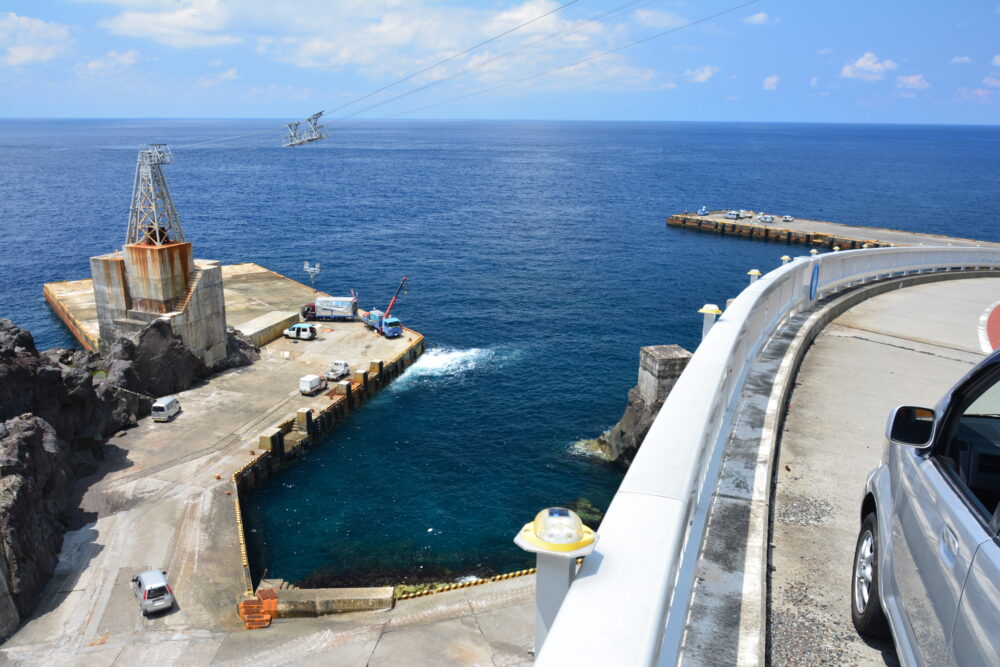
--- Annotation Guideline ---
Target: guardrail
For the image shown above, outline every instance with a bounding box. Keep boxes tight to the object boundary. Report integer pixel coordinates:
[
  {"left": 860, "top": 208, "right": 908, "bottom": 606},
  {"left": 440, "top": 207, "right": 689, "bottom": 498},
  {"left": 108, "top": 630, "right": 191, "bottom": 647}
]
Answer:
[{"left": 537, "top": 246, "right": 1000, "bottom": 666}]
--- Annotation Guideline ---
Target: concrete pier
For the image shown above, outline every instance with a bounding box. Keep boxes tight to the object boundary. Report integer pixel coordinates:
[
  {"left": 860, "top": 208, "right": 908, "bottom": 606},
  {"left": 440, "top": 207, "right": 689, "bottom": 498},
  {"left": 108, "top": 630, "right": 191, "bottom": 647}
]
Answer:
[
  {"left": 667, "top": 211, "right": 1000, "bottom": 250},
  {"left": 43, "top": 263, "right": 329, "bottom": 352}
]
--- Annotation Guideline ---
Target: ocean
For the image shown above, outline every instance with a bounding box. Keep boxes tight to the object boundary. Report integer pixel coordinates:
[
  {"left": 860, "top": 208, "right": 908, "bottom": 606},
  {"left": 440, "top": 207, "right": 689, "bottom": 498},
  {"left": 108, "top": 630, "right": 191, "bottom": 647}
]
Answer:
[{"left": 2, "top": 120, "right": 999, "bottom": 584}]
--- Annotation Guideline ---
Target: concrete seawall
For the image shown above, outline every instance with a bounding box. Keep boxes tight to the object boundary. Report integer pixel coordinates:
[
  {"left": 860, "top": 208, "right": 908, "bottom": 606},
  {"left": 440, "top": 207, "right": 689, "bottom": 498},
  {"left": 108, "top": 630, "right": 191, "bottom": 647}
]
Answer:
[
  {"left": 667, "top": 211, "right": 1000, "bottom": 250},
  {"left": 232, "top": 331, "right": 425, "bottom": 626}
]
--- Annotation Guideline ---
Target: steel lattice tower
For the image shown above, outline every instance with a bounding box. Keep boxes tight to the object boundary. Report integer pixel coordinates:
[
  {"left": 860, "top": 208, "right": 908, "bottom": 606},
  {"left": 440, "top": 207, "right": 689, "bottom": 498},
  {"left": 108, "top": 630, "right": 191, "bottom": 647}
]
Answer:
[{"left": 125, "top": 144, "right": 186, "bottom": 246}]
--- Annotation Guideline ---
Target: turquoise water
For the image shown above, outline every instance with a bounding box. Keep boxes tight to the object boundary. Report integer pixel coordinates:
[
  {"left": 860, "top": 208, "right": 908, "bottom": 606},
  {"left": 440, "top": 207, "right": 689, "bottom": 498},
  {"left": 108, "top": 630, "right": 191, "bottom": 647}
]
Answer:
[{"left": 2, "top": 120, "right": 999, "bottom": 585}]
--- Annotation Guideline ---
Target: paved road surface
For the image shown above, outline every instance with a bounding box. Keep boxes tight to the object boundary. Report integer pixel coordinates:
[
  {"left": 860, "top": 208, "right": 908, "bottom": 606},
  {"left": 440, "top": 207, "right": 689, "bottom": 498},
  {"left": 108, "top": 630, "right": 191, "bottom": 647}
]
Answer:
[{"left": 770, "top": 277, "right": 1000, "bottom": 664}]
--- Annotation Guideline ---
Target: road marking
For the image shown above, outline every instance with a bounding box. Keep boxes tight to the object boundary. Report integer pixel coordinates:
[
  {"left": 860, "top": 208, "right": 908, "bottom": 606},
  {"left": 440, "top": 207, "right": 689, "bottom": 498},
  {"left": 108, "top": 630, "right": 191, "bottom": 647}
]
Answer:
[{"left": 978, "top": 299, "right": 1000, "bottom": 353}]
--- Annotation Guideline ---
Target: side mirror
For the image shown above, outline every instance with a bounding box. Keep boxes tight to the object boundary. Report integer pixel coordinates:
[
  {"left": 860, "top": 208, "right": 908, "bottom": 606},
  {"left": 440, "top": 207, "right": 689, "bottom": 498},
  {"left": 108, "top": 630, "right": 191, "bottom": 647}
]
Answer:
[{"left": 886, "top": 405, "right": 935, "bottom": 447}]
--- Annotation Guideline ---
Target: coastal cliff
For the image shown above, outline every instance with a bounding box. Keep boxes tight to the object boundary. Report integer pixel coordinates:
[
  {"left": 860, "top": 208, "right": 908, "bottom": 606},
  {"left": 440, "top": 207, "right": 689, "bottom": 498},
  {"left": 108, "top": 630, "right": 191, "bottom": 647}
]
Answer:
[{"left": 0, "top": 318, "right": 258, "bottom": 641}]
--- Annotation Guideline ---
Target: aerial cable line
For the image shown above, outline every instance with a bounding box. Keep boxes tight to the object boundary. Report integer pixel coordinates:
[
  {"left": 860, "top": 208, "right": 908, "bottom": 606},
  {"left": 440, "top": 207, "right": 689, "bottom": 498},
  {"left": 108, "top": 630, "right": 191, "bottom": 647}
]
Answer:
[
  {"left": 329, "top": 0, "right": 654, "bottom": 123},
  {"left": 177, "top": 1, "right": 585, "bottom": 149},
  {"left": 321, "top": 0, "right": 583, "bottom": 118},
  {"left": 334, "top": 0, "right": 764, "bottom": 128}
]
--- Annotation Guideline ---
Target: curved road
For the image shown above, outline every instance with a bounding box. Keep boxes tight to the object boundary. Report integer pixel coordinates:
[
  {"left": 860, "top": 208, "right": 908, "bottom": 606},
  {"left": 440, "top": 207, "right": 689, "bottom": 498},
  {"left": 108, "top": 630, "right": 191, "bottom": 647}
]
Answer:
[{"left": 769, "top": 277, "right": 1000, "bottom": 664}]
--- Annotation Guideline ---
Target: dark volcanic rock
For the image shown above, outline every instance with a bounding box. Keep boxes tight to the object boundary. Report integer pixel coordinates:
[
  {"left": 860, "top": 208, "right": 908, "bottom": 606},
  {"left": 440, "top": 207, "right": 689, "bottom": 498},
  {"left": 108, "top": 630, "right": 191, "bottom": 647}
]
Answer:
[
  {"left": 211, "top": 326, "right": 260, "bottom": 373},
  {"left": 125, "top": 319, "right": 207, "bottom": 397},
  {"left": 0, "top": 317, "right": 260, "bottom": 640},
  {"left": 0, "top": 416, "right": 72, "bottom": 624}
]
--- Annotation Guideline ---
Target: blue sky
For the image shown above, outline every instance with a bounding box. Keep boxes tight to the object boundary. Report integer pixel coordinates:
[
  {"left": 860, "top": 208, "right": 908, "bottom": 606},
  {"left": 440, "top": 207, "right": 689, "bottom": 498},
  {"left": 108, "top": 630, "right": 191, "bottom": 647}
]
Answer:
[{"left": 2, "top": 0, "right": 999, "bottom": 123}]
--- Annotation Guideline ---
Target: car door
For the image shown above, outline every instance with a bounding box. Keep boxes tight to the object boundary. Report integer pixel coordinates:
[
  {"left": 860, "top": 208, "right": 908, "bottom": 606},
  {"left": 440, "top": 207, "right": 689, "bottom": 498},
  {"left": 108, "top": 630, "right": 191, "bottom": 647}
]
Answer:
[
  {"left": 949, "top": 531, "right": 1000, "bottom": 666},
  {"left": 889, "top": 367, "right": 1000, "bottom": 665}
]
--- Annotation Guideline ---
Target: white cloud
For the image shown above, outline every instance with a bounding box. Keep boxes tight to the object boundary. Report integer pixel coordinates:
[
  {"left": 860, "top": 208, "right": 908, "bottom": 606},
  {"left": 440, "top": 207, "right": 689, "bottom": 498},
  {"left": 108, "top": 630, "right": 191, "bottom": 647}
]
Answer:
[
  {"left": 809, "top": 76, "right": 819, "bottom": 87},
  {"left": 196, "top": 66, "right": 238, "bottom": 87},
  {"left": 684, "top": 64, "right": 719, "bottom": 83},
  {"left": 993, "top": 54, "right": 1000, "bottom": 67},
  {"left": 633, "top": 9, "right": 686, "bottom": 29},
  {"left": 99, "top": 0, "right": 242, "bottom": 48},
  {"left": 75, "top": 49, "right": 139, "bottom": 77},
  {"left": 949, "top": 56, "right": 973, "bottom": 64},
  {"left": 0, "top": 12, "right": 74, "bottom": 65},
  {"left": 743, "top": 12, "right": 772, "bottom": 25},
  {"left": 88, "top": 0, "right": 669, "bottom": 93},
  {"left": 208, "top": 58, "right": 223, "bottom": 66},
  {"left": 840, "top": 52, "right": 898, "bottom": 81},
  {"left": 958, "top": 87, "right": 994, "bottom": 102},
  {"left": 762, "top": 74, "right": 778, "bottom": 90},
  {"left": 896, "top": 73, "right": 929, "bottom": 90},
  {"left": 817, "top": 47, "right": 833, "bottom": 55},
  {"left": 983, "top": 76, "right": 1000, "bottom": 88}
]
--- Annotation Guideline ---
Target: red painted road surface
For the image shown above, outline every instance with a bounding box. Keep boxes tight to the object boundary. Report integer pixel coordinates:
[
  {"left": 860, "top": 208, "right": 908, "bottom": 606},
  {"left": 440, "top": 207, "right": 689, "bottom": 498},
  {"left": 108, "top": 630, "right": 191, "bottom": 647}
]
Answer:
[{"left": 988, "top": 304, "right": 1000, "bottom": 350}]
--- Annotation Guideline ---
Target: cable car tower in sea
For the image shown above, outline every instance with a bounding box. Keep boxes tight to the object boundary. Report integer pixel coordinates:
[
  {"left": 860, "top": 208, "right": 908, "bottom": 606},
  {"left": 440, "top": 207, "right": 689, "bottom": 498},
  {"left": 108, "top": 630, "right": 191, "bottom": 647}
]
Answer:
[{"left": 283, "top": 111, "right": 327, "bottom": 147}]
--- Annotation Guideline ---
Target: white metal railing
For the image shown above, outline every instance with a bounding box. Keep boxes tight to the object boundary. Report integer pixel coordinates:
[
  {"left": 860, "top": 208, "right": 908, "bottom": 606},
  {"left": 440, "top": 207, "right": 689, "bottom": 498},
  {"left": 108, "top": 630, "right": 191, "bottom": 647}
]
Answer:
[{"left": 537, "top": 246, "right": 1000, "bottom": 666}]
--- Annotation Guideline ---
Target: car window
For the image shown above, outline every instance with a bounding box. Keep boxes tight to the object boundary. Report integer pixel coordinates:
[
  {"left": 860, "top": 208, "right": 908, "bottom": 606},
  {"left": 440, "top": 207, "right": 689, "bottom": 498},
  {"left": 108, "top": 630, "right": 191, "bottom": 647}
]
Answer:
[{"left": 940, "top": 371, "right": 1000, "bottom": 519}]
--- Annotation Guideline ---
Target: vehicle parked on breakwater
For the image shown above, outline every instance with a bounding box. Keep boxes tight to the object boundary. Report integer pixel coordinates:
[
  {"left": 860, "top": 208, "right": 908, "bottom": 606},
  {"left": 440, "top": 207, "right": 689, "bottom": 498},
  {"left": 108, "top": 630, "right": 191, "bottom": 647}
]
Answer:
[
  {"left": 298, "top": 374, "right": 328, "bottom": 395},
  {"left": 852, "top": 347, "right": 1000, "bottom": 665},
  {"left": 283, "top": 323, "right": 317, "bottom": 340},
  {"left": 301, "top": 296, "right": 358, "bottom": 321},
  {"left": 151, "top": 396, "right": 181, "bottom": 422},
  {"left": 324, "top": 360, "right": 350, "bottom": 381},
  {"left": 362, "top": 310, "right": 403, "bottom": 338},
  {"left": 131, "top": 570, "right": 175, "bottom": 616}
]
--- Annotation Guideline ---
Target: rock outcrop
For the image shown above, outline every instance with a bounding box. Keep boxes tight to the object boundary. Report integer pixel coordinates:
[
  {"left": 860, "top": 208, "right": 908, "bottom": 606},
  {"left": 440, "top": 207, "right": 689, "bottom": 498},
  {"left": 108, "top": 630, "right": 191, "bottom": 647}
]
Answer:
[
  {"left": 0, "top": 316, "right": 259, "bottom": 641},
  {"left": 0, "top": 416, "right": 72, "bottom": 639},
  {"left": 582, "top": 345, "right": 692, "bottom": 466}
]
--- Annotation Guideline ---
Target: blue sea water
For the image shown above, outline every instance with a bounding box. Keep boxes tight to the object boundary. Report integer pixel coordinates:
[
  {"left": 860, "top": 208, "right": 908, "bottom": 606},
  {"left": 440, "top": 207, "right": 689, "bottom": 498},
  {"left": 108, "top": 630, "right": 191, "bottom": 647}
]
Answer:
[{"left": 2, "top": 120, "right": 999, "bottom": 584}]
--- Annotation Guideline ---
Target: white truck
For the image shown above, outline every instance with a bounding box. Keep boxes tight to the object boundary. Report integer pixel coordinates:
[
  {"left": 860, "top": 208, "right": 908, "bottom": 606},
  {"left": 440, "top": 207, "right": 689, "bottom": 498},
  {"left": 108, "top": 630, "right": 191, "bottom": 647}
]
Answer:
[
  {"left": 302, "top": 297, "right": 358, "bottom": 321},
  {"left": 299, "top": 374, "right": 328, "bottom": 395}
]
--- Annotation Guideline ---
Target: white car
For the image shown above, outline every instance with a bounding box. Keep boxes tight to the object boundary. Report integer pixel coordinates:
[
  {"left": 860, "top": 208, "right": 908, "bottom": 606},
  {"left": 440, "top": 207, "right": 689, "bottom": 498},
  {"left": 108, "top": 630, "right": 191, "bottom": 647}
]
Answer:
[
  {"left": 783, "top": 215, "right": 795, "bottom": 222},
  {"left": 852, "top": 348, "right": 1000, "bottom": 664},
  {"left": 131, "top": 570, "right": 175, "bottom": 616},
  {"left": 283, "top": 323, "right": 317, "bottom": 340}
]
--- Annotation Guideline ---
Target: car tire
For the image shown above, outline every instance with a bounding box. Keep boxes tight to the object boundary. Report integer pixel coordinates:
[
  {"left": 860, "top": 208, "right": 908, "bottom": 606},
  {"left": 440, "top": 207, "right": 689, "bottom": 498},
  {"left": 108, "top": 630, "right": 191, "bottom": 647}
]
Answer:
[{"left": 851, "top": 512, "right": 890, "bottom": 638}]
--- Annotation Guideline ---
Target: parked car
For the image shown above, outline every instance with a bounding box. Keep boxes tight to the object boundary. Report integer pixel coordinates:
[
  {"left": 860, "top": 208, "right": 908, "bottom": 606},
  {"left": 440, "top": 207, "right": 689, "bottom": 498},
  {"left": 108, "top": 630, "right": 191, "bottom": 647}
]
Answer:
[
  {"left": 783, "top": 215, "right": 795, "bottom": 222},
  {"left": 299, "top": 374, "right": 328, "bottom": 395},
  {"left": 324, "top": 360, "right": 351, "bottom": 382},
  {"left": 283, "top": 323, "right": 317, "bottom": 340},
  {"left": 758, "top": 214, "right": 775, "bottom": 223},
  {"left": 725, "top": 210, "right": 739, "bottom": 220},
  {"left": 131, "top": 569, "right": 175, "bottom": 616},
  {"left": 852, "top": 347, "right": 1000, "bottom": 665},
  {"left": 151, "top": 396, "right": 181, "bottom": 422}
]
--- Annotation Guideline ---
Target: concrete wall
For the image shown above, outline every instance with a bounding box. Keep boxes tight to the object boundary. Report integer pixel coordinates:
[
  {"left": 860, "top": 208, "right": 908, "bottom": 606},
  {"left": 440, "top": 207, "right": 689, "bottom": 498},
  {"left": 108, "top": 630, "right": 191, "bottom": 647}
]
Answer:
[
  {"left": 235, "top": 311, "right": 301, "bottom": 348},
  {"left": 637, "top": 345, "right": 693, "bottom": 406},
  {"left": 170, "top": 260, "right": 228, "bottom": 368},
  {"left": 90, "top": 253, "right": 130, "bottom": 353}
]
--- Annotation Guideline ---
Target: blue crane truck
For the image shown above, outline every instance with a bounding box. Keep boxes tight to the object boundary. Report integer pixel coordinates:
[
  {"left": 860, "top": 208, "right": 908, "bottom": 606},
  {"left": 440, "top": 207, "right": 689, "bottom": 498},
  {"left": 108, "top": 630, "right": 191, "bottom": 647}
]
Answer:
[
  {"left": 361, "top": 309, "right": 403, "bottom": 338},
  {"left": 362, "top": 277, "right": 408, "bottom": 338}
]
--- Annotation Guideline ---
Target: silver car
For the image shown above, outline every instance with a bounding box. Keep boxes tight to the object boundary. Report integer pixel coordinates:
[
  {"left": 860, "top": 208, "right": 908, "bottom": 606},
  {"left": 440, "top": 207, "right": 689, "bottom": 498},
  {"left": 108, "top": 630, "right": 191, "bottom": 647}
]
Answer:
[
  {"left": 852, "top": 348, "right": 1000, "bottom": 665},
  {"left": 131, "top": 569, "right": 175, "bottom": 616}
]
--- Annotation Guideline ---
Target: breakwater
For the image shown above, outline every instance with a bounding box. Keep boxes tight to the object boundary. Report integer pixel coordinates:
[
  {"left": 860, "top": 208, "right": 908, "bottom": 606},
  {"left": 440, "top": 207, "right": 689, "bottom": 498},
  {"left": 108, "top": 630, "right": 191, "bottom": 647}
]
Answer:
[{"left": 667, "top": 211, "right": 1000, "bottom": 250}]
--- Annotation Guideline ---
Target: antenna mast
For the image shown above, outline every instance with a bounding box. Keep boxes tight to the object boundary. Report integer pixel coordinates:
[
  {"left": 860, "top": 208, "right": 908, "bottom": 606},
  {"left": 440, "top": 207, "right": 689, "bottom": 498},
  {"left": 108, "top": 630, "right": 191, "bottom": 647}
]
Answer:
[{"left": 125, "top": 144, "right": 185, "bottom": 246}]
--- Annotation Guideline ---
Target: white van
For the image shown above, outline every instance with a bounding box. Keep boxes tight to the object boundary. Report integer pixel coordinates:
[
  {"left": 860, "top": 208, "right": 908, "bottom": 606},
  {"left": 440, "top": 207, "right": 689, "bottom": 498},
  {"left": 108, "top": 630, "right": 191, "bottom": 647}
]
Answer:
[
  {"left": 758, "top": 214, "right": 775, "bottom": 223},
  {"left": 299, "top": 374, "right": 328, "bottom": 396},
  {"left": 725, "top": 210, "right": 739, "bottom": 220},
  {"left": 151, "top": 396, "right": 181, "bottom": 422}
]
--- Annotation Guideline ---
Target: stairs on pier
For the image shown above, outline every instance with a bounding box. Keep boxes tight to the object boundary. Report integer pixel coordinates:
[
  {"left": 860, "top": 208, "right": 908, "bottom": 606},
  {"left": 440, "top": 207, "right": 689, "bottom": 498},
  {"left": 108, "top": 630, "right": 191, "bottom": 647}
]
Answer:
[{"left": 175, "top": 267, "right": 203, "bottom": 313}]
